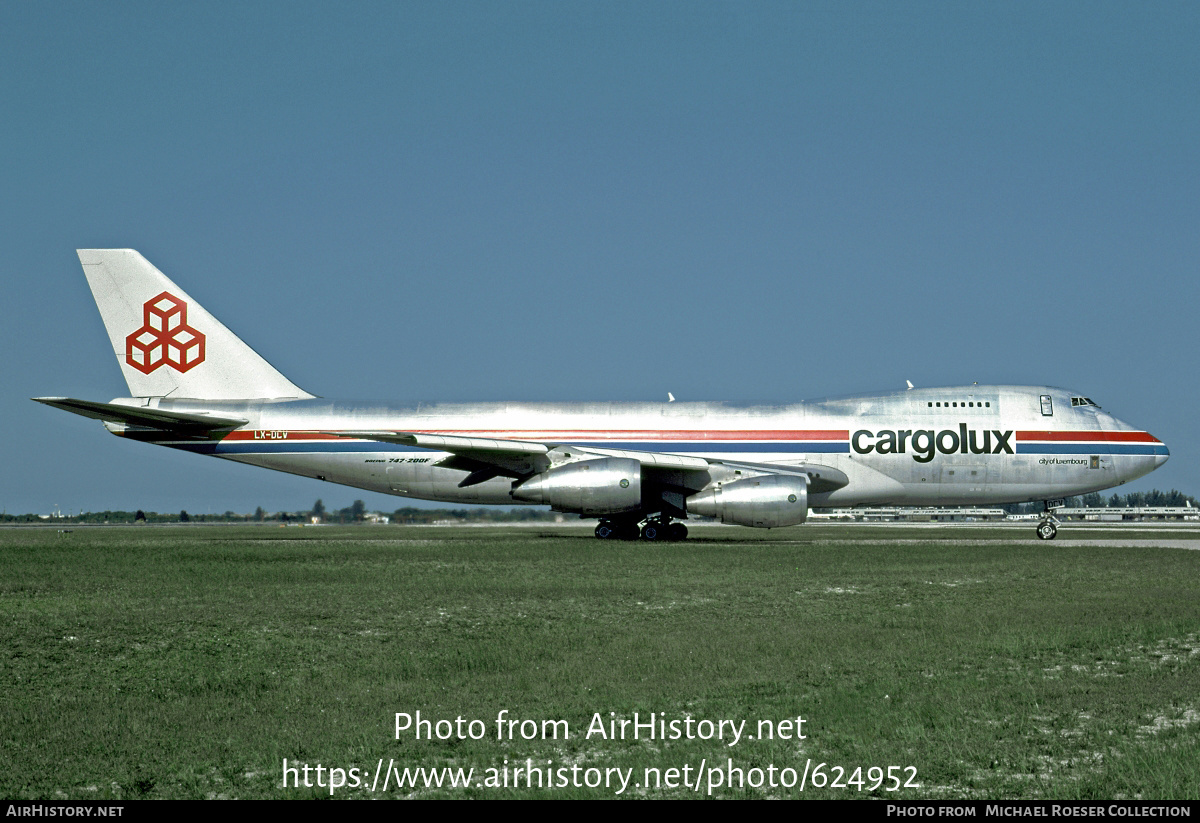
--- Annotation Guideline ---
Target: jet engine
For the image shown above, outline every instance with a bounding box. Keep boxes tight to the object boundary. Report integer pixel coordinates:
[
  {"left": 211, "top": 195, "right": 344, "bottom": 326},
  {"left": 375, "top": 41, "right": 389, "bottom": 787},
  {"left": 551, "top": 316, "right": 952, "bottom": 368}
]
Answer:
[
  {"left": 686, "top": 475, "right": 808, "bottom": 528},
  {"left": 510, "top": 457, "right": 642, "bottom": 515}
]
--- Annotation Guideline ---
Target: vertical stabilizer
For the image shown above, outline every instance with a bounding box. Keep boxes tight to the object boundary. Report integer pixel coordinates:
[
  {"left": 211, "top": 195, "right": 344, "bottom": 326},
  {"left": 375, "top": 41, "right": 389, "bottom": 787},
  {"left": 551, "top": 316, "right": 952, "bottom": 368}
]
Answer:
[{"left": 77, "top": 249, "right": 315, "bottom": 400}]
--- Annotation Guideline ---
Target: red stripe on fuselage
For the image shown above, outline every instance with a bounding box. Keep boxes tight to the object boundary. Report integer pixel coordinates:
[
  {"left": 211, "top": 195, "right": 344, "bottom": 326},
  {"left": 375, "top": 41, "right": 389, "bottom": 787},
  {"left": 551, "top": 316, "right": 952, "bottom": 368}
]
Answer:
[
  {"left": 419, "top": 430, "right": 850, "bottom": 440},
  {"left": 219, "top": 428, "right": 1160, "bottom": 445},
  {"left": 1016, "top": 431, "right": 1160, "bottom": 443},
  {"left": 220, "top": 429, "right": 850, "bottom": 441}
]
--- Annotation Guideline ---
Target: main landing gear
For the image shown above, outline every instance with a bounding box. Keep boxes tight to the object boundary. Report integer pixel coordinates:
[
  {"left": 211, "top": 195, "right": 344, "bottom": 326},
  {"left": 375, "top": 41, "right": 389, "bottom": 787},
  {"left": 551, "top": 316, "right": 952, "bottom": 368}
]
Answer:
[
  {"left": 594, "top": 520, "right": 640, "bottom": 541},
  {"left": 641, "top": 518, "right": 688, "bottom": 542},
  {"left": 595, "top": 516, "right": 688, "bottom": 541},
  {"left": 1035, "top": 499, "right": 1065, "bottom": 540}
]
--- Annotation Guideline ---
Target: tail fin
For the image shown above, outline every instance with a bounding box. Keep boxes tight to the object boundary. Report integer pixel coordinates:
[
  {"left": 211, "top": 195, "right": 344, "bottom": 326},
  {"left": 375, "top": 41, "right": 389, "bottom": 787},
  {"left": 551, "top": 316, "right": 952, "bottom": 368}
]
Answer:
[{"left": 77, "top": 249, "right": 315, "bottom": 400}]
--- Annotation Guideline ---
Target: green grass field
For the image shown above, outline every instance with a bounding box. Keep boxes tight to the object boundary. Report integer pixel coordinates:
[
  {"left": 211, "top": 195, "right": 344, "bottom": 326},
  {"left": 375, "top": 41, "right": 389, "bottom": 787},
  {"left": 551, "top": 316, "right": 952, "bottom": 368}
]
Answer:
[{"left": 2, "top": 523, "right": 1199, "bottom": 799}]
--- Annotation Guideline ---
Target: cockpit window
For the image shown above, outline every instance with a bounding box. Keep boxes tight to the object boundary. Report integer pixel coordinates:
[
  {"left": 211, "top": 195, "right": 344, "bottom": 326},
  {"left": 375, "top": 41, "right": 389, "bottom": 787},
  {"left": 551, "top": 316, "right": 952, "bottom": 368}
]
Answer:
[{"left": 1071, "top": 396, "right": 1101, "bottom": 408}]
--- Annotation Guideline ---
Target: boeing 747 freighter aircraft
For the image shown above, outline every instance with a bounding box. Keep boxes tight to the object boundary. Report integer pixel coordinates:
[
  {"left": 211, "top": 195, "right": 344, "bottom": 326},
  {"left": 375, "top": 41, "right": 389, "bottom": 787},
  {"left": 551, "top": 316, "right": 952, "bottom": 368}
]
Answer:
[{"left": 37, "top": 250, "right": 1169, "bottom": 540}]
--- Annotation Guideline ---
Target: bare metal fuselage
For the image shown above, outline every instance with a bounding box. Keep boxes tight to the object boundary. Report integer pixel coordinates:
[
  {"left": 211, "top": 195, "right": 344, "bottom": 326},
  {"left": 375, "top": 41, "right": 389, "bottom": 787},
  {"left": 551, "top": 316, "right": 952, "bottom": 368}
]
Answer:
[
  {"left": 40, "top": 250, "right": 1170, "bottom": 538},
  {"left": 109, "top": 385, "right": 1167, "bottom": 512}
]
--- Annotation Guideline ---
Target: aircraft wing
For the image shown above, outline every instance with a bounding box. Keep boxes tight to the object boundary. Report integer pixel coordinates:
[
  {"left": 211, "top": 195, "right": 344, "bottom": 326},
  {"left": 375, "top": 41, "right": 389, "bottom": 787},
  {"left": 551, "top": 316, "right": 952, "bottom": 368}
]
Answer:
[
  {"left": 330, "top": 430, "right": 553, "bottom": 485},
  {"left": 332, "top": 430, "right": 550, "bottom": 457},
  {"left": 710, "top": 459, "right": 849, "bottom": 493},
  {"left": 331, "top": 430, "right": 849, "bottom": 492}
]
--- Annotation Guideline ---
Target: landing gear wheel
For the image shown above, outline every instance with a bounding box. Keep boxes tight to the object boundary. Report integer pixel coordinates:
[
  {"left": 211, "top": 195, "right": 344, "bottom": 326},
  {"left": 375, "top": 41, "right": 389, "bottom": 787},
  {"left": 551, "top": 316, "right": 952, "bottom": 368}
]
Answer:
[
  {"left": 597, "top": 520, "right": 642, "bottom": 540},
  {"left": 1036, "top": 520, "right": 1058, "bottom": 541},
  {"left": 641, "top": 520, "right": 687, "bottom": 541},
  {"left": 641, "top": 522, "right": 665, "bottom": 541}
]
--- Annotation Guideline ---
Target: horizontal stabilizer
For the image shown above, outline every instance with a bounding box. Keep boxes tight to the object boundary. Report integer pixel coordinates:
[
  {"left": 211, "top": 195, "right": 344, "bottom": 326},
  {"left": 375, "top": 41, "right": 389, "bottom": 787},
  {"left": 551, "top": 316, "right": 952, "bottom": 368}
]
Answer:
[{"left": 33, "top": 397, "right": 247, "bottom": 431}]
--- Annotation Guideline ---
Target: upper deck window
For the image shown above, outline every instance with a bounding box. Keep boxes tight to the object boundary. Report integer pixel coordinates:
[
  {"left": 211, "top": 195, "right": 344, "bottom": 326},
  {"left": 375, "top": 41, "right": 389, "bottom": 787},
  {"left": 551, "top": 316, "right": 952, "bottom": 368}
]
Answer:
[{"left": 928, "top": 400, "right": 992, "bottom": 408}]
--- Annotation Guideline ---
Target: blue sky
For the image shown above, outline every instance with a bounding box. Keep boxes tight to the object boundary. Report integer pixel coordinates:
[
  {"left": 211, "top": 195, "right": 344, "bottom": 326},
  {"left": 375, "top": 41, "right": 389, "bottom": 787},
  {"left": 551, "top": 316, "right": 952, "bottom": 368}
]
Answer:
[{"left": 2, "top": 1, "right": 1196, "bottom": 515}]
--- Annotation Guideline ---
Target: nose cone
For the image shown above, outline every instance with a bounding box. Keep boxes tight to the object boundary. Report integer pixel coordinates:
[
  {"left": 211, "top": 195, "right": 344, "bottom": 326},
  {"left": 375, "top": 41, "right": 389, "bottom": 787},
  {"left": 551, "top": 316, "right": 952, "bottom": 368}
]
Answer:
[
  {"left": 1105, "top": 412, "right": 1169, "bottom": 483},
  {"left": 1154, "top": 435, "right": 1170, "bottom": 469}
]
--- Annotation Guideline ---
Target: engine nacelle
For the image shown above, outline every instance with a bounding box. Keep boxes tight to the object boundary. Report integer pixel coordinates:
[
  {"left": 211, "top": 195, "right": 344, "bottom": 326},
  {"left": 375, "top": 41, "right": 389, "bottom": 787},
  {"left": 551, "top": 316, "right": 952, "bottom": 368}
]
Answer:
[
  {"left": 510, "top": 457, "right": 642, "bottom": 515},
  {"left": 686, "top": 475, "right": 808, "bottom": 528}
]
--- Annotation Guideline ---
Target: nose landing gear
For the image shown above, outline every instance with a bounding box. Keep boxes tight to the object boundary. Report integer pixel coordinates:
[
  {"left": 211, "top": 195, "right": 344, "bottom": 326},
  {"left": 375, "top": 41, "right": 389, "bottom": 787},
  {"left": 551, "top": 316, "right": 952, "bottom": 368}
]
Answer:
[{"left": 1035, "top": 499, "right": 1065, "bottom": 540}]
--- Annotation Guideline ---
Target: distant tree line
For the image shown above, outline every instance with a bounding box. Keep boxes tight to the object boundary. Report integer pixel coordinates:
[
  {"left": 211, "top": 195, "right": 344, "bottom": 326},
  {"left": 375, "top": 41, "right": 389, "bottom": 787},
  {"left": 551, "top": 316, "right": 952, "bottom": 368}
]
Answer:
[
  {"left": 1, "top": 499, "right": 560, "bottom": 524},
  {"left": 388, "top": 506, "right": 562, "bottom": 524},
  {"left": 0, "top": 510, "right": 264, "bottom": 524},
  {"left": 999, "top": 489, "right": 1195, "bottom": 515},
  {"left": 5, "top": 488, "right": 1192, "bottom": 524}
]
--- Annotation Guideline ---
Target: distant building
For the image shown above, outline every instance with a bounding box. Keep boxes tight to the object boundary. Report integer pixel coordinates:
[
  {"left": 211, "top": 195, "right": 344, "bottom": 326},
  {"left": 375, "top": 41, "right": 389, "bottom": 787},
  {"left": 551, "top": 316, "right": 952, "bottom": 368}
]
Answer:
[
  {"left": 809, "top": 507, "right": 1008, "bottom": 522},
  {"left": 1056, "top": 506, "right": 1198, "bottom": 521},
  {"left": 810, "top": 506, "right": 1197, "bottom": 522}
]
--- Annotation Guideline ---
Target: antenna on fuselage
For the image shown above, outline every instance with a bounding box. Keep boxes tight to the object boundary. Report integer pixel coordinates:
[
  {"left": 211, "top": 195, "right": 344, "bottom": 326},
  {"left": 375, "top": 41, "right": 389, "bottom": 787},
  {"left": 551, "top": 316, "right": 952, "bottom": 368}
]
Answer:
[
  {"left": 668, "top": 392, "right": 675, "bottom": 402},
  {"left": 905, "top": 380, "right": 914, "bottom": 390}
]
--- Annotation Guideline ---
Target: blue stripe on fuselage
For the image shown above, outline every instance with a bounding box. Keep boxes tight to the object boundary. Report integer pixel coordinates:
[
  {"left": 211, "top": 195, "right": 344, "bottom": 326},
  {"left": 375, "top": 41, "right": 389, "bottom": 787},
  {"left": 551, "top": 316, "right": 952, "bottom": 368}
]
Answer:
[
  {"left": 168, "top": 440, "right": 852, "bottom": 455},
  {"left": 163, "top": 440, "right": 1167, "bottom": 457},
  {"left": 1017, "top": 444, "right": 1168, "bottom": 456}
]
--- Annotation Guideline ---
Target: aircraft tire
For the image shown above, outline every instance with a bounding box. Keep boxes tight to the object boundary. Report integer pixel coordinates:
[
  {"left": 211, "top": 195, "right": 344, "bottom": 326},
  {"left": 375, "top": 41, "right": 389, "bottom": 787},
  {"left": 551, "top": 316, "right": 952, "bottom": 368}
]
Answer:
[
  {"left": 595, "top": 522, "right": 617, "bottom": 540},
  {"left": 1036, "top": 521, "right": 1057, "bottom": 541},
  {"left": 641, "top": 522, "right": 665, "bottom": 541},
  {"left": 669, "top": 523, "right": 688, "bottom": 541}
]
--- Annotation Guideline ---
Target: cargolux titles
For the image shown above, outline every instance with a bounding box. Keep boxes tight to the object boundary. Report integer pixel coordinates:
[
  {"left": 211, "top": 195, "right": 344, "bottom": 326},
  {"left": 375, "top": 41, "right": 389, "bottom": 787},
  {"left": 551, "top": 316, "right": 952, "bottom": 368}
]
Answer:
[{"left": 852, "top": 425, "right": 1014, "bottom": 463}]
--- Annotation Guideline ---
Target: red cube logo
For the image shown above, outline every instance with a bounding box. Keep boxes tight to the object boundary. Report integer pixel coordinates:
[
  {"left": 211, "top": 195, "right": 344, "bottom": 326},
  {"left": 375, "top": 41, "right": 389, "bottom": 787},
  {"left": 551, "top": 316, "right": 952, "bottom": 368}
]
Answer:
[{"left": 125, "top": 292, "right": 206, "bottom": 374}]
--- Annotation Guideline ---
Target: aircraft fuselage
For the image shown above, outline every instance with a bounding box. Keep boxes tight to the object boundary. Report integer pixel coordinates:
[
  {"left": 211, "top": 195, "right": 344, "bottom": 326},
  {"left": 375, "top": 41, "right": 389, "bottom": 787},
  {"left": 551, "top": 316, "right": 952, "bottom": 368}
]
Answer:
[
  {"left": 110, "top": 385, "right": 1166, "bottom": 510},
  {"left": 41, "top": 250, "right": 1169, "bottom": 539}
]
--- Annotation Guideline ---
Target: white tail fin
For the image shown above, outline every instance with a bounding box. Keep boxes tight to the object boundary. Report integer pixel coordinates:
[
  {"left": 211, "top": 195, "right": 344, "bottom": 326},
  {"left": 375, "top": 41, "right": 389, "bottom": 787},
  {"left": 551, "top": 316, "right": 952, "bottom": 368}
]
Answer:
[{"left": 78, "top": 249, "right": 315, "bottom": 400}]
